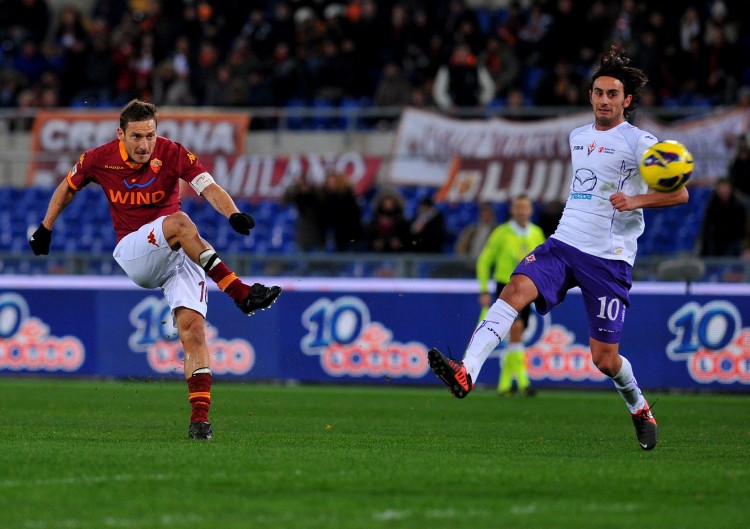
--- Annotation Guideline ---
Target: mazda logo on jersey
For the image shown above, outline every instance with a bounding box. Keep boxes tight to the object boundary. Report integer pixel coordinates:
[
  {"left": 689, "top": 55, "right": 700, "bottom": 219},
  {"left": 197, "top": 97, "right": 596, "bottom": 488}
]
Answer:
[{"left": 572, "top": 168, "right": 597, "bottom": 192}]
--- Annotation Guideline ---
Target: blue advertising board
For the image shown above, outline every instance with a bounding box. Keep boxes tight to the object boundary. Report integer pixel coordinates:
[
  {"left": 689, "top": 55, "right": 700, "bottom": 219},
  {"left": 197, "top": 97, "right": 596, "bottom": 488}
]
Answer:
[{"left": 1, "top": 276, "right": 749, "bottom": 391}]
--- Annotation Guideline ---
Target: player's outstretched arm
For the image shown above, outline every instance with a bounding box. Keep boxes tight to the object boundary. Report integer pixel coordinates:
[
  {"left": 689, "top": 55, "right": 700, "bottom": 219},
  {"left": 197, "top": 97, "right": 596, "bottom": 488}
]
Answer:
[
  {"left": 201, "top": 182, "right": 256, "bottom": 235},
  {"left": 610, "top": 186, "right": 689, "bottom": 212},
  {"left": 29, "top": 180, "right": 77, "bottom": 255}
]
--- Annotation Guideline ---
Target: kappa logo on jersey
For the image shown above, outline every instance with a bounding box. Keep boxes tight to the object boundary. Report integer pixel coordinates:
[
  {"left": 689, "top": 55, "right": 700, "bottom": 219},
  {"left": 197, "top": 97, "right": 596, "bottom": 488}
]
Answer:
[
  {"left": 147, "top": 228, "right": 158, "bottom": 247},
  {"left": 150, "top": 158, "right": 162, "bottom": 173},
  {"left": 186, "top": 151, "right": 196, "bottom": 164},
  {"left": 588, "top": 141, "right": 596, "bottom": 155}
]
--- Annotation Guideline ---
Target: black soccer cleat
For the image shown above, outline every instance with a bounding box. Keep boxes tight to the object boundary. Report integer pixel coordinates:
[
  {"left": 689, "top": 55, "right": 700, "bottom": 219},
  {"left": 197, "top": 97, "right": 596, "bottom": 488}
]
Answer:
[
  {"left": 236, "top": 283, "right": 282, "bottom": 316},
  {"left": 631, "top": 403, "right": 658, "bottom": 450},
  {"left": 427, "top": 347, "right": 474, "bottom": 399},
  {"left": 189, "top": 421, "right": 213, "bottom": 440}
]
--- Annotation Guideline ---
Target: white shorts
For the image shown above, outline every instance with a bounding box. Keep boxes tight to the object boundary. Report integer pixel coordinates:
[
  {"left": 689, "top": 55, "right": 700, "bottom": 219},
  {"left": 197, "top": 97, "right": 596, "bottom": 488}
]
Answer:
[{"left": 113, "top": 216, "right": 208, "bottom": 318}]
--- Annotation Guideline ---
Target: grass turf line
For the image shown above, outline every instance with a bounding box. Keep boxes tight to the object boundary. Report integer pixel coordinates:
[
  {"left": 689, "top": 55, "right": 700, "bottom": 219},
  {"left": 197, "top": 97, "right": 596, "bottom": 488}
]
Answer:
[{"left": 0, "top": 378, "right": 748, "bottom": 529}]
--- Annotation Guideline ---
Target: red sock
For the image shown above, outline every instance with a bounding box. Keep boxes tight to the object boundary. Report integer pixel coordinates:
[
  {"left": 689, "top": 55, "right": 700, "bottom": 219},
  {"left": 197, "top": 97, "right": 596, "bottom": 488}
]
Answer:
[
  {"left": 206, "top": 261, "right": 249, "bottom": 304},
  {"left": 187, "top": 373, "right": 212, "bottom": 423}
]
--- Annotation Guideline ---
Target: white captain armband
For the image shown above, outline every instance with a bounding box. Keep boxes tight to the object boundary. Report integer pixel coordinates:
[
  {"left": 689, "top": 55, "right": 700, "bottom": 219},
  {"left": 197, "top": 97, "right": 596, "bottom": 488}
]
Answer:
[{"left": 189, "top": 172, "right": 216, "bottom": 195}]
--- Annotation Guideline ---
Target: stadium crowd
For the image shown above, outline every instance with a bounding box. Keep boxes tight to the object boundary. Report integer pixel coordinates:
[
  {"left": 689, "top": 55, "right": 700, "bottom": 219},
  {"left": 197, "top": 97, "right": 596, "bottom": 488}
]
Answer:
[
  {"left": 1, "top": 0, "right": 749, "bottom": 113},
  {"left": 2, "top": 0, "right": 750, "bottom": 269}
]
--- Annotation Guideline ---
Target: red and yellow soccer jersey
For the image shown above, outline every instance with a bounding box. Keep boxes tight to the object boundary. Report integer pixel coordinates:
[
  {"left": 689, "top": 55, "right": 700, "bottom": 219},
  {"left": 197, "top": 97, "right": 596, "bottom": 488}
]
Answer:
[{"left": 66, "top": 136, "right": 206, "bottom": 242}]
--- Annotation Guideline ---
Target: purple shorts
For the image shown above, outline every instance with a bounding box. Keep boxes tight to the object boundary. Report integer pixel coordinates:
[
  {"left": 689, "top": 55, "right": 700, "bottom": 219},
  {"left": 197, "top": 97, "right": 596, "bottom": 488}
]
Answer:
[{"left": 512, "top": 238, "right": 632, "bottom": 344}]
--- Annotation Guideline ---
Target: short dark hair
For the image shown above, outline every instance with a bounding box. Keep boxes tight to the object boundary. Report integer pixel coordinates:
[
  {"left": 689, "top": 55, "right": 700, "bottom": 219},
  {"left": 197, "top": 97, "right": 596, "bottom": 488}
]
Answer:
[
  {"left": 589, "top": 45, "right": 648, "bottom": 121},
  {"left": 119, "top": 99, "right": 158, "bottom": 131}
]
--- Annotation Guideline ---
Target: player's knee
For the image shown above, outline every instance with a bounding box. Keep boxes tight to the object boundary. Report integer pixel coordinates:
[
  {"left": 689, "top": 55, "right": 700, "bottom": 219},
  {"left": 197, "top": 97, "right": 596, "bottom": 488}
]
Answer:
[
  {"left": 165, "top": 211, "right": 198, "bottom": 239},
  {"left": 591, "top": 348, "right": 619, "bottom": 377},
  {"left": 500, "top": 276, "right": 537, "bottom": 311},
  {"left": 176, "top": 310, "right": 206, "bottom": 346},
  {"left": 181, "top": 320, "right": 206, "bottom": 348}
]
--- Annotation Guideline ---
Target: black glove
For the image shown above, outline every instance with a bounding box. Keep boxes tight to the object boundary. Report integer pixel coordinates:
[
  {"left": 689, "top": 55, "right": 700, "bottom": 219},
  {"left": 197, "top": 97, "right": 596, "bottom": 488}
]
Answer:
[
  {"left": 29, "top": 223, "right": 52, "bottom": 255},
  {"left": 229, "top": 212, "right": 256, "bottom": 235}
]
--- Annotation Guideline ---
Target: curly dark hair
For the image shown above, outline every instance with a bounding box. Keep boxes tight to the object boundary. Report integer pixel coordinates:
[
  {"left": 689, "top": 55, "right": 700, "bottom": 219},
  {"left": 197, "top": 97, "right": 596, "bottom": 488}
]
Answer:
[
  {"left": 589, "top": 45, "right": 649, "bottom": 121},
  {"left": 119, "top": 99, "right": 158, "bottom": 130}
]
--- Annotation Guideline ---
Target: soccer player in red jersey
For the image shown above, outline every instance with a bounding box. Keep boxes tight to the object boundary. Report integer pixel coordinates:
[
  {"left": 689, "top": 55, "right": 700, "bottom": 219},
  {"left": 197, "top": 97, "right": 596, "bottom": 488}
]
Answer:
[{"left": 29, "top": 99, "right": 282, "bottom": 440}]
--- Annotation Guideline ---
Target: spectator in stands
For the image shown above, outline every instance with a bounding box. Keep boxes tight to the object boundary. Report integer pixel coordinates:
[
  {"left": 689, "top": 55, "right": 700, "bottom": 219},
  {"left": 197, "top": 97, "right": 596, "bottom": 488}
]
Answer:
[
  {"left": 321, "top": 170, "right": 364, "bottom": 252},
  {"left": 240, "top": 7, "right": 274, "bottom": 59},
  {"left": 2, "top": 0, "right": 750, "bottom": 122},
  {"left": 540, "top": 0, "right": 584, "bottom": 67},
  {"left": 366, "top": 188, "right": 410, "bottom": 253},
  {"left": 152, "top": 58, "right": 195, "bottom": 107},
  {"left": 0, "top": 68, "right": 26, "bottom": 107},
  {"left": 269, "top": 1, "right": 296, "bottom": 51},
  {"left": 202, "top": 63, "right": 232, "bottom": 107},
  {"left": 702, "top": 24, "right": 742, "bottom": 105},
  {"left": 479, "top": 35, "right": 520, "bottom": 101},
  {"left": 433, "top": 42, "right": 495, "bottom": 115},
  {"left": 91, "top": 0, "right": 130, "bottom": 31},
  {"left": 53, "top": 4, "right": 89, "bottom": 104},
  {"left": 700, "top": 178, "right": 747, "bottom": 257},
  {"left": 11, "top": 38, "right": 50, "bottom": 88},
  {"left": 132, "top": 32, "right": 156, "bottom": 101},
  {"left": 678, "top": 6, "right": 702, "bottom": 53},
  {"left": 728, "top": 135, "right": 750, "bottom": 205},
  {"left": 409, "top": 196, "right": 448, "bottom": 253},
  {"left": 269, "top": 41, "right": 314, "bottom": 105},
  {"left": 534, "top": 57, "right": 584, "bottom": 106},
  {"left": 374, "top": 61, "right": 412, "bottom": 108},
  {"left": 516, "top": 0, "right": 552, "bottom": 66},
  {"left": 373, "top": 61, "right": 412, "bottom": 127},
  {"left": 283, "top": 174, "right": 326, "bottom": 252},
  {"left": 455, "top": 201, "right": 498, "bottom": 259},
  {"left": 6, "top": 0, "right": 50, "bottom": 46},
  {"left": 189, "top": 40, "right": 221, "bottom": 105},
  {"left": 75, "top": 20, "right": 116, "bottom": 105}
]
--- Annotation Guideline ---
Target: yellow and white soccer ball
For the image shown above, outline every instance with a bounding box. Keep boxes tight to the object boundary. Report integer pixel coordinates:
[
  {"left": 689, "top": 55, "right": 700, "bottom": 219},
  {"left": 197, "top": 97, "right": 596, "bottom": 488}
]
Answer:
[{"left": 639, "top": 140, "right": 694, "bottom": 192}]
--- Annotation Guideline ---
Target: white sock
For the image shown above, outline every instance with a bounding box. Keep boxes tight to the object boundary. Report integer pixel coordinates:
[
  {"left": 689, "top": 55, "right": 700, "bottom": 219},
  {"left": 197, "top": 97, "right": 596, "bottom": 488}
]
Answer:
[
  {"left": 612, "top": 356, "right": 646, "bottom": 413},
  {"left": 463, "top": 299, "right": 517, "bottom": 382}
]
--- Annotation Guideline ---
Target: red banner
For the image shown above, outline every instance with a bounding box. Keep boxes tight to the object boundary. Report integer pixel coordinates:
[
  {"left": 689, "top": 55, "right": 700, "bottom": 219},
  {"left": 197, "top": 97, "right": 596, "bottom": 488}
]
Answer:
[{"left": 28, "top": 110, "right": 249, "bottom": 187}]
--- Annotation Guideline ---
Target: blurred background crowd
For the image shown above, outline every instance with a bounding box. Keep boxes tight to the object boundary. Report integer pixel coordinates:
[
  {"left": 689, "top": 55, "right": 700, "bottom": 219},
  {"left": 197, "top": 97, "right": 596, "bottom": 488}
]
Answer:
[
  {"left": 1, "top": 0, "right": 749, "bottom": 115},
  {"left": 2, "top": 0, "right": 750, "bottom": 278}
]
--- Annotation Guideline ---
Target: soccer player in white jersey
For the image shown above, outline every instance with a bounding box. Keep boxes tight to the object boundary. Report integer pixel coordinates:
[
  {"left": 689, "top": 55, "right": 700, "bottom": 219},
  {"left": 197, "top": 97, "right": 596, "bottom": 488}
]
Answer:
[{"left": 427, "top": 45, "right": 689, "bottom": 450}]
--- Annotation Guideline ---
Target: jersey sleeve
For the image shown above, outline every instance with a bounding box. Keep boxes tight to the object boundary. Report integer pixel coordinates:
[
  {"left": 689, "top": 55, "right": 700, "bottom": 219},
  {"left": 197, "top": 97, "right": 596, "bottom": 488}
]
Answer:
[
  {"left": 66, "top": 151, "right": 94, "bottom": 191},
  {"left": 172, "top": 142, "right": 208, "bottom": 185},
  {"left": 635, "top": 132, "right": 659, "bottom": 164}
]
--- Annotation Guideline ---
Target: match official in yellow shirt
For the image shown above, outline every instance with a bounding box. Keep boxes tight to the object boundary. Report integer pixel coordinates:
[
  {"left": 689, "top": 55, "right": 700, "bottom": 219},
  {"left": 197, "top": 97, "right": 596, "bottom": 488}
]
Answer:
[{"left": 476, "top": 195, "right": 546, "bottom": 396}]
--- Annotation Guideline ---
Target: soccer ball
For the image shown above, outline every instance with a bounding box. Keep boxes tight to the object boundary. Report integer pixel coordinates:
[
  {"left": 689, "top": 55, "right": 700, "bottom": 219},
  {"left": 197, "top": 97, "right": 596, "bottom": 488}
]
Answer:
[{"left": 639, "top": 140, "right": 693, "bottom": 192}]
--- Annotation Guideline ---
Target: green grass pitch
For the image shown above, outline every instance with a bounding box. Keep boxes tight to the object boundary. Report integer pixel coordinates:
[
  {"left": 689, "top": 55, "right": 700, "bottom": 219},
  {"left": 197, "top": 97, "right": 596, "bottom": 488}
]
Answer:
[{"left": 0, "top": 378, "right": 748, "bottom": 529}]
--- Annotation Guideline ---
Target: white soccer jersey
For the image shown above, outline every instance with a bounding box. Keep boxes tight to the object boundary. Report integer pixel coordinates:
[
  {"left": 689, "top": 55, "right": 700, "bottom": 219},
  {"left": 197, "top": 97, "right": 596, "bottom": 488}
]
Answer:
[{"left": 551, "top": 121, "right": 658, "bottom": 265}]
